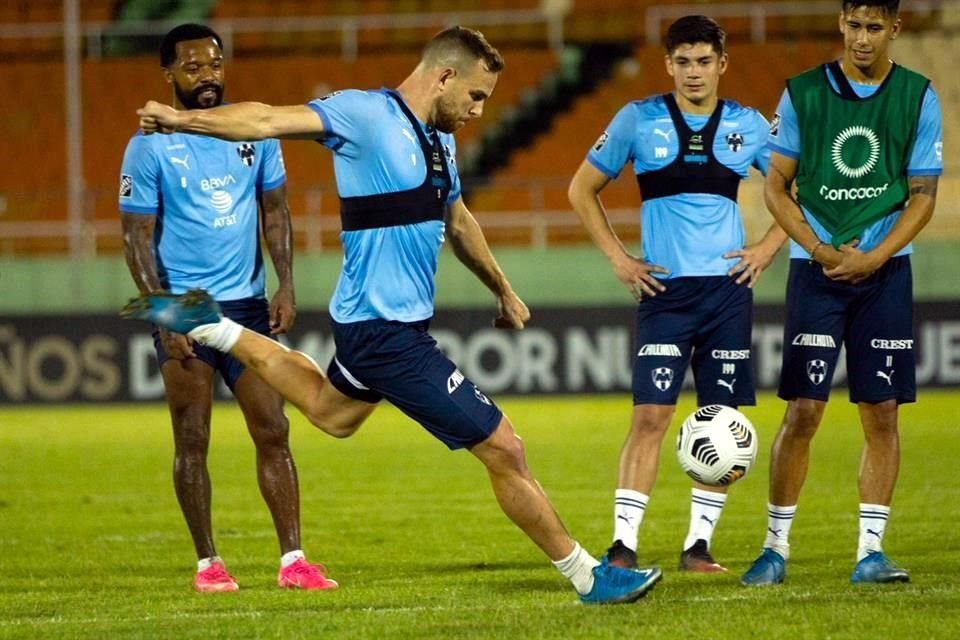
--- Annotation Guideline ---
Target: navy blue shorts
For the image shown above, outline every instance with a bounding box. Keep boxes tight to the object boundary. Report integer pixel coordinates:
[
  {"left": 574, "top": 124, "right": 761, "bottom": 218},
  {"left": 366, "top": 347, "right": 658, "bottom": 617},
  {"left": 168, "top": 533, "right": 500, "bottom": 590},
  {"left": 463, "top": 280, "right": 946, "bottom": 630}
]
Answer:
[
  {"left": 779, "top": 256, "right": 916, "bottom": 404},
  {"left": 633, "top": 276, "right": 755, "bottom": 407},
  {"left": 326, "top": 318, "right": 503, "bottom": 450},
  {"left": 154, "top": 297, "right": 271, "bottom": 391}
]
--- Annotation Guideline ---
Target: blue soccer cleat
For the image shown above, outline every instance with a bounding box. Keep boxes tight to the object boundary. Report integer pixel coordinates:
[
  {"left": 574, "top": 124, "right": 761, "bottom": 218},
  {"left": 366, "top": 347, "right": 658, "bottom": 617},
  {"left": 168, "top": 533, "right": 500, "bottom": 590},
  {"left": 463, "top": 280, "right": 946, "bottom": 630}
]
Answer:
[
  {"left": 121, "top": 289, "right": 223, "bottom": 335},
  {"left": 579, "top": 558, "right": 662, "bottom": 605},
  {"left": 740, "top": 548, "right": 786, "bottom": 586},
  {"left": 850, "top": 551, "right": 909, "bottom": 584}
]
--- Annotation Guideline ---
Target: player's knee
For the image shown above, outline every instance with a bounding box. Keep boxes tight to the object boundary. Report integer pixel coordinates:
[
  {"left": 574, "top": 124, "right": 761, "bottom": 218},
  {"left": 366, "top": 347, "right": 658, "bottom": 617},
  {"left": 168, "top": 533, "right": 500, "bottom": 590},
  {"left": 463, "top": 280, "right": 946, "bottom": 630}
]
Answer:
[
  {"left": 172, "top": 420, "right": 211, "bottom": 456},
  {"left": 483, "top": 421, "right": 529, "bottom": 474},
  {"left": 307, "top": 414, "right": 360, "bottom": 439},
  {"left": 861, "top": 399, "right": 899, "bottom": 436},
  {"left": 249, "top": 416, "right": 291, "bottom": 450},
  {"left": 630, "top": 406, "right": 673, "bottom": 438},
  {"left": 785, "top": 399, "right": 825, "bottom": 438}
]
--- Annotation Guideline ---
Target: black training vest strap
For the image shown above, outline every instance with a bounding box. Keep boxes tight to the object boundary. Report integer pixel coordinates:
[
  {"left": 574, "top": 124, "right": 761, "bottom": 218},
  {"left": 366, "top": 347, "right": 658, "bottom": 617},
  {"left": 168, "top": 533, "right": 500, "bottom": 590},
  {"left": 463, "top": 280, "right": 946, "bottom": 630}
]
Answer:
[
  {"left": 635, "top": 93, "right": 742, "bottom": 203},
  {"left": 339, "top": 90, "right": 452, "bottom": 232}
]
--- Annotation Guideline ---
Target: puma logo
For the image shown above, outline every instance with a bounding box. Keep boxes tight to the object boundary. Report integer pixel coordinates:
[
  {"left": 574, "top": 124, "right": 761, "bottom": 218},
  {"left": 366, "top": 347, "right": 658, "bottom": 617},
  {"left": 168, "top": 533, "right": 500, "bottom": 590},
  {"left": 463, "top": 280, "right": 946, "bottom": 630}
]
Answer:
[
  {"left": 866, "top": 528, "right": 882, "bottom": 538},
  {"left": 700, "top": 515, "right": 716, "bottom": 527},
  {"left": 616, "top": 513, "right": 632, "bottom": 525},
  {"left": 876, "top": 370, "right": 894, "bottom": 385},
  {"left": 767, "top": 527, "right": 783, "bottom": 538},
  {"left": 653, "top": 128, "right": 673, "bottom": 142},
  {"left": 717, "top": 378, "right": 736, "bottom": 393},
  {"left": 169, "top": 155, "right": 190, "bottom": 170}
]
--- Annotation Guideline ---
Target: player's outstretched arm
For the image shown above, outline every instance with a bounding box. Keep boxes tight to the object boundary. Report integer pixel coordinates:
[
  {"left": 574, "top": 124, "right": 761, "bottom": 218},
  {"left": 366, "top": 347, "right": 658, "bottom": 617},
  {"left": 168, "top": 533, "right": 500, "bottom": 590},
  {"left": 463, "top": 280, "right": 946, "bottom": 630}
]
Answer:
[
  {"left": 568, "top": 160, "right": 667, "bottom": 301},
  {"left": 137, "top": 101, "right": 325, "bottom": 141},
  {"left": 445, "top": 197, "right": 529, "bottom": 329}
]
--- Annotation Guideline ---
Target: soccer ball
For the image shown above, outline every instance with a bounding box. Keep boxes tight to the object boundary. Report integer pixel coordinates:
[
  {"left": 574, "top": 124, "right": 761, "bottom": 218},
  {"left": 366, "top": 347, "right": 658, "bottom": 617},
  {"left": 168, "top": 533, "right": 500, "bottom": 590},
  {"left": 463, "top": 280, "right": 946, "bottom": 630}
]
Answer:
[{"left": 676, "top": 405, "right": 758, "bottom": 486}]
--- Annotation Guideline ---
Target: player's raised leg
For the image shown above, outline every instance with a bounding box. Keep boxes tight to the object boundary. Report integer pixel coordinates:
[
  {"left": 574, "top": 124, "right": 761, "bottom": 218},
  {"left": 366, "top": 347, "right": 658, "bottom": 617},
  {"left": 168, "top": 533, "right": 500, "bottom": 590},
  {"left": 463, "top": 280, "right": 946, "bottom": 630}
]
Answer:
[{"left": 121, "top": 290, "right": 376, "bottom": 438}]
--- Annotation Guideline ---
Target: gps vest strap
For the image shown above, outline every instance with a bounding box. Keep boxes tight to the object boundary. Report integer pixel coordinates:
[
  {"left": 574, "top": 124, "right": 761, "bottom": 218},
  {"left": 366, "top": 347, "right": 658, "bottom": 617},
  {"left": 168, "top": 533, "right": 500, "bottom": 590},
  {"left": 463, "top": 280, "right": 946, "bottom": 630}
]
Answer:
[
  {"left": 636, "top": 93, "right": 741, "bottom": 203},
  {"left": 339, "top": 91, "right": 452, "bottom": 232}
]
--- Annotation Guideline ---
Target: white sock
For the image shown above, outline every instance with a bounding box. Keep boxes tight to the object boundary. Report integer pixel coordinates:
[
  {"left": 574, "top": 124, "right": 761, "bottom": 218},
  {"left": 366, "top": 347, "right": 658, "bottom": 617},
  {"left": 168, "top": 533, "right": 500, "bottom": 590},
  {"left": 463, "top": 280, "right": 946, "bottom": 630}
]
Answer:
[
  {"left": 281, "top": 549, "right": 305, "bottom": 568},
  {"left": 763, "top": 503, "right": 797, "bottom": 559},
  {"left": 613, "top": 489, "right": 648, "bottom": 551},
  {"left": 683, "top": 488, "right": 727, "bottom": 551},
  {"left": 552, "top": 542, "right": 600, "bottom": 595},
  {"left": 858, "top": 503, "right": 890, "bottom": 562},
  {"left": 188, "top": 317, "right": 243, "bottom": 352},
  {"left": 197, "top": 556, "right": 223, "bottom": 571}
]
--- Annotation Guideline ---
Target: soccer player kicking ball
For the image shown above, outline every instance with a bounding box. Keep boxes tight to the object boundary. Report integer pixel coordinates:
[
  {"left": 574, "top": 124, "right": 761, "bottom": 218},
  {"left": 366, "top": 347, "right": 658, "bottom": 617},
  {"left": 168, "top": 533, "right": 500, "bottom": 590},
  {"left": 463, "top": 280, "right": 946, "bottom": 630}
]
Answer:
[
  {"left": 124, "top": 26, "right": 661, "bottom": 604},
  {"left": 568, "top": 15, "right": 785, "bottom": 574},
  {"left": 741, "top": 0, "right": 942, "bottom": 586},
  {"left": 119, "top": 24, "right": 335, "bottom": 593}
]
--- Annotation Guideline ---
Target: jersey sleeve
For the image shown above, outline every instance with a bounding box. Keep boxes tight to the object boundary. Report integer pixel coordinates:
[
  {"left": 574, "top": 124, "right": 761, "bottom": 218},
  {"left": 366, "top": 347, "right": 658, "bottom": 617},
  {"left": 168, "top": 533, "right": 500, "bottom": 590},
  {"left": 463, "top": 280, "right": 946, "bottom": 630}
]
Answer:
[
  {"left": 306, "top": 89, "right": 375, "bottom": 153},
  {"left": 767, "top": 89, "right": 800, "bottom": 160},
  {"left": 258, "top": 138, "right": 287, "bottom": 192},
  {"left": 118, "top": 133, "right": 160, "bottom": 215},
  {"left": 907, "top": 85, "right": 943, "bottom": 176},
  {"left": 586, "top": 103, "right": 637, "bottom": 179},
  {"left": 750, "top": 110, "right": 772, "bottom": 175}
]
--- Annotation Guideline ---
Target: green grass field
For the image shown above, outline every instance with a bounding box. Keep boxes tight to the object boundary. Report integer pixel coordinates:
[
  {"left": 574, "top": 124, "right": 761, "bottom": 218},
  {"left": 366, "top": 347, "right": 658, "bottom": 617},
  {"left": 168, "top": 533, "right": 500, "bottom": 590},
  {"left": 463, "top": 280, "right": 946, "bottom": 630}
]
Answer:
[{"left": 1, "top": 392, "right": 958, "bottom": 639}]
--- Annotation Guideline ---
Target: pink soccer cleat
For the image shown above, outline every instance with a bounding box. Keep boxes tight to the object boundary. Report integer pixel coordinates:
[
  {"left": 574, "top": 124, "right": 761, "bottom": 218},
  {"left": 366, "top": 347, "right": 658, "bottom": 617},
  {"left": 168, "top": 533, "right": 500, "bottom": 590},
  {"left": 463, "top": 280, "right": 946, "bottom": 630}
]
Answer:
[
  {"left": 193, "top": 561, "right": 239, "bottom": 593},
  {"left": 277, "top": 558, "right": 339, "bottom": 590}
]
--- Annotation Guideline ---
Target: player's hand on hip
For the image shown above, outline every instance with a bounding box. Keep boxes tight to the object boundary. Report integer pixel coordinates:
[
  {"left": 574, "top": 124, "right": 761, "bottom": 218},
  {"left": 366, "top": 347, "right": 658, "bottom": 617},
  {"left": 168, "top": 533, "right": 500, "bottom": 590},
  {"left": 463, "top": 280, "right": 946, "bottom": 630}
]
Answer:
[
  {"left": 823, "top": 242, "right": 881, "bottom": 284},
  {"left": 612, "top": 252, "right": 668, "bottom": 302},
  {"left": 161, "top": 328, "right": 196, "bottom": 360},
  {"left": 137, "top": 100, "right": 180, "bottom": 135},
  {"left": 724, "top": 243, "right": 776, "bottom": 288},
  {"left": 495, "top": 290, "right": 530, "bottom": 329},
  {"left": 269, "top": 288, "right": 297, "bottom": 335}
]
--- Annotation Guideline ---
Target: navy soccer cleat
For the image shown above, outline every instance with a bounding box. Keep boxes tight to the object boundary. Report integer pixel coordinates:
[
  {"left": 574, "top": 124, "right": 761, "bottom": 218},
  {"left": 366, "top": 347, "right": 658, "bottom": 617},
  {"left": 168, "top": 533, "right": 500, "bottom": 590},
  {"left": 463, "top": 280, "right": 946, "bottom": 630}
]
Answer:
[
  {"left": 600, "top": 540, "right": 638, "bottom": 569},
  {"left": 740, "top": 548, "right": 786, "bottom": 586},
  {"left": 679, "top": 539, "right": 727, "bottom": 573},
  {"left": 121, "top": 289, "right": 223, "bottom": 334},
  {"left": 578, "top": 558, "right": 662, "bottom": 605},
  {"left": 850, "top": 551, "right": 910, "bottom": 584}
]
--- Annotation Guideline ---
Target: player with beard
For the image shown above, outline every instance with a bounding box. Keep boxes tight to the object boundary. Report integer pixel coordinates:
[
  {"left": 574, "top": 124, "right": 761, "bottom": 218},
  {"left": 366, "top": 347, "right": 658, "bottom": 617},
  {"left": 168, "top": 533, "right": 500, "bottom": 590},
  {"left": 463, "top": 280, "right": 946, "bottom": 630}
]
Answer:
[
  {"left": 119, "top": 24, "right": 336, "bottom": 592},
  {"left": 124, "top": 26, "right": 662, "bottom": 604}
]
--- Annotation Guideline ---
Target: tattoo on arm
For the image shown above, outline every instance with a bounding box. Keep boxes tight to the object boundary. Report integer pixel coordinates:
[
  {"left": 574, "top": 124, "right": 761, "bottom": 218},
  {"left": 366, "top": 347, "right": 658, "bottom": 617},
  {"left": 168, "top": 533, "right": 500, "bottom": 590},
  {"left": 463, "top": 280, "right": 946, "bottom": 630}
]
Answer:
[{"left": 260, "top": 187, "right": 294, "bottom": 287}]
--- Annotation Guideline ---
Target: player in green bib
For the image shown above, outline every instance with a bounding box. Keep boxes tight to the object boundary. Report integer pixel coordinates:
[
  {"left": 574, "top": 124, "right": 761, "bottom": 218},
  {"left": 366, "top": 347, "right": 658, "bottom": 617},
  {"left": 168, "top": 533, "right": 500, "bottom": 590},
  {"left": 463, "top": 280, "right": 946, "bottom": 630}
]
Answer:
[{"left": 741, "top": 1, "right": 942, "bottom": 586}]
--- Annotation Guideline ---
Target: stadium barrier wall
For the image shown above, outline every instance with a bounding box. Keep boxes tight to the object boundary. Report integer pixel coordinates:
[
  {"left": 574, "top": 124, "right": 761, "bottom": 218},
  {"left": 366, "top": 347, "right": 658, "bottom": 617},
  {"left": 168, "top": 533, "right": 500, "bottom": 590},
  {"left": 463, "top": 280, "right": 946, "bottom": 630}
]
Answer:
[{"left": 2, "top": 302, "right": 959, "bottom": 404}]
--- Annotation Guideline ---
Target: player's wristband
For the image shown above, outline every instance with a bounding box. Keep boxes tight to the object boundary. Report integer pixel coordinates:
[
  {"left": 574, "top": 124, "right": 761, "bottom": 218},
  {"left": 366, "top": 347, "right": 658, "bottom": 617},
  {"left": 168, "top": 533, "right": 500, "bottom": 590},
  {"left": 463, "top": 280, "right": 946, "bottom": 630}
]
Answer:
[{"left": 809, "top": 240, "right": 825, "bottom": 261}]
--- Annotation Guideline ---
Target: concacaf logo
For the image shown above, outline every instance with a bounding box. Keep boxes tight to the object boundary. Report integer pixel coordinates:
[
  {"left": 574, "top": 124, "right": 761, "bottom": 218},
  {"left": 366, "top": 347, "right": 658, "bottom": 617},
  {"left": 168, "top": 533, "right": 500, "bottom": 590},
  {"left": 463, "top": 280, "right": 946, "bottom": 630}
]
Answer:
[{"left": 831, "top": 126, "right": 880, "bottom": 179}]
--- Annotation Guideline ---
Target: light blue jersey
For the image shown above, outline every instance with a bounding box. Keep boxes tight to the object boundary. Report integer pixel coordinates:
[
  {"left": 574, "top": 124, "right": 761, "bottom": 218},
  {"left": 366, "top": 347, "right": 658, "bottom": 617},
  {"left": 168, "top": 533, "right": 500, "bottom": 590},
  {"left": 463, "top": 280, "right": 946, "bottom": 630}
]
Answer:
[
  {"left": 588, "top": 96, "right": 770, "bottom": 278},
  {"left": 307, "top": 89, "right": 461, "bottom": 324},
  {"left": 769, "top": 65, "right": 943, "bottom": 259},
  {"left": 119, "top": 131, "right": 286, "bottom": 300}
]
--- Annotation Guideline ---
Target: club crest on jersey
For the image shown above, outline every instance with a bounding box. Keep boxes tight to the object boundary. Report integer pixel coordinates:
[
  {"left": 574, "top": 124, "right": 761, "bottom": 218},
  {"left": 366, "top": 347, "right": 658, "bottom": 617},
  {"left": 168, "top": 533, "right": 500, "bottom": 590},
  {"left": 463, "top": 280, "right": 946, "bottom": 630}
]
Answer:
[
  {"left": 652, "top": 367, "right": 674, "bottom": 391},
  {"left": 769, "top": 113, "right": 781, "bottom": 137},
  {"left": 806, "top": 359, "right": 828, "bottom": 385},
  {"left": 593, "top": 132, "right": 609, "bottom": 152},
  {"left": 236, "top": 143, "right": 256, "bottom": 167},
  {"left": 726, "top": 132, "right": 744, "bottom": 152},
  {"left": 119, "top": 174, "right": 132, "bottom": 198}
]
